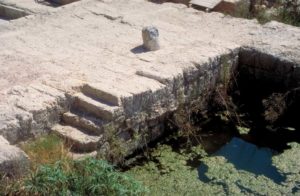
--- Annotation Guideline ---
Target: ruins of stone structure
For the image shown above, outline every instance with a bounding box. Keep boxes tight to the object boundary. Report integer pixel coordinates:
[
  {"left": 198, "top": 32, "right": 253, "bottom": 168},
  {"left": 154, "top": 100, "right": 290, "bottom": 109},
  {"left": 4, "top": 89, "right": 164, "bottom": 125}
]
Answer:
[{"left": 0, "top": 0, "right": 299, "bottom": 175}]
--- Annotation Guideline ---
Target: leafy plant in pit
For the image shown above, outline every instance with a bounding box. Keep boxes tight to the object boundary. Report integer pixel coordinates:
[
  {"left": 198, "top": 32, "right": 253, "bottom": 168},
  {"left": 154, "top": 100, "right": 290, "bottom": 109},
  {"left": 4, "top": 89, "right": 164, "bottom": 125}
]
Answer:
[{"left": 8, "top": 158, "right": 147, "bottom": 196}]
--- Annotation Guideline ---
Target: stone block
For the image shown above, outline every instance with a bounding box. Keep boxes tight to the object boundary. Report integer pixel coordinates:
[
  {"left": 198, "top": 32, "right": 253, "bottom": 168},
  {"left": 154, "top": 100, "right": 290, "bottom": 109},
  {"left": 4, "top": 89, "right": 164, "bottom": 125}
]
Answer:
[{"left": 142, "top": 26, "right": 160, "bottom": 51}]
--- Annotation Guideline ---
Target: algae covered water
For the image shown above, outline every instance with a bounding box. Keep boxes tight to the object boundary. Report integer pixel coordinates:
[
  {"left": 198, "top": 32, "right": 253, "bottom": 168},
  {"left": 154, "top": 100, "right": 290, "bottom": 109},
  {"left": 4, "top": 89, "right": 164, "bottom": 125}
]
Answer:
[
  {"left": 126, "top": 137, "right": 300, "bottom": 195},
  {"left": 199, "top": 137, "right": 285, "bottom": 184}
]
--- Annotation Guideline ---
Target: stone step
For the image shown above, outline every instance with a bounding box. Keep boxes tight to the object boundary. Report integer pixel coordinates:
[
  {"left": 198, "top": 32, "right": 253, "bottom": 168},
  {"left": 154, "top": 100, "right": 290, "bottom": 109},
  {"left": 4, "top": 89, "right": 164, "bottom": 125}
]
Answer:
[
  {"left": 82, "top": 83, "right": 123, "bottom": 106},
  {"left": 62, "top": 111, "right": 105, "bottom": 136},
  {"left": 67, "top": 151, "right": 98, "bottom": 160},
  {"left": 73, "top": 93, "right": 120, "bottom": 121},
  {"left": 52, "top": 124, "right": 103, "bottom": 152}
]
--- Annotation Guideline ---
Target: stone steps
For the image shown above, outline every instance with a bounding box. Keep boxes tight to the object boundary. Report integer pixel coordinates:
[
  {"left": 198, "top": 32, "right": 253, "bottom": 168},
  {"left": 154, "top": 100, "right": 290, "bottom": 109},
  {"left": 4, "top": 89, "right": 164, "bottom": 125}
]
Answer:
[
  {"left": 74, "top": 93, "right": 120, "bottom": 121},
  {"left": 62, "top": 111, "right": 105, "bottom": 136},
  {"left": 52, "top": 124, "right": 103, "bottom": 152},
  {"left": 82, "top": 83, "right": 123, "bottom": 106},
  {"left": 52, "top": 84, "right": 126, "bottom": 157}
]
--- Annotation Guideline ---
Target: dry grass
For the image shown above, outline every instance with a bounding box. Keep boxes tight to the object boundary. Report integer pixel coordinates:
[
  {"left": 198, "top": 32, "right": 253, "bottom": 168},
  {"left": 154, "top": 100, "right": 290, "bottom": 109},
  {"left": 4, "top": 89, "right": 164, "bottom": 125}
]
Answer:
[{"left": 20, "top": 134, "right": 71, "bottom": 169}]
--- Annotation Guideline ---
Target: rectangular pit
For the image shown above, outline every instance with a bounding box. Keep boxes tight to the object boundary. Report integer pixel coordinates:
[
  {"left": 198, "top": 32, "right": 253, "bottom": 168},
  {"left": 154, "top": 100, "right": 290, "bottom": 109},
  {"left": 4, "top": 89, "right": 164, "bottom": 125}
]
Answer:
[{"left": 115, "top": 47, "right": 300, "bottom": 159}]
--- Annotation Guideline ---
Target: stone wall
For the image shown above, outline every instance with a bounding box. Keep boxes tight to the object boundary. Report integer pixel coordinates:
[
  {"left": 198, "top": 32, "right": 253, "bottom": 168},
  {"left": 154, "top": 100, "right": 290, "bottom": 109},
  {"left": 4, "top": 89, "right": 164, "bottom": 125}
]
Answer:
[
  {"left": 238, "top": 47, "right": 300, "bottom": 91},
  {"left": 101, "top": 49, "right": 240, "bottom": 160}
]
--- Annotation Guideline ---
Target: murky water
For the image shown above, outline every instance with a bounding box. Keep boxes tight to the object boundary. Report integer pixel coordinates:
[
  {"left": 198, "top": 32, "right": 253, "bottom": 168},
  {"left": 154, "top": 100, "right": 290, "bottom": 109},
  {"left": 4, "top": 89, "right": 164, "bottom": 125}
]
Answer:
[
  {"left": 126, "top": 136, "right": 300, "bottom": 195},
  {"left": 199, "top": 137, "right": 285, "bottom": 183}
]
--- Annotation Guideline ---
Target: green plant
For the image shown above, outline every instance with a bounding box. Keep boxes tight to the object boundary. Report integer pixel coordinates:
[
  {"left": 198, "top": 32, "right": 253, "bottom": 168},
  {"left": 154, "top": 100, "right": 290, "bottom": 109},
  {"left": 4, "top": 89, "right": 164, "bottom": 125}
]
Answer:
[
  {"left": 231, "top": 0, "right": 252, "bottom": 19},
  {"left": 231, "top": 0, "right": 300, "bottom": 26},
  {"left": 23, "top": 162, "right": 69, "bottom": 195},
  {"left": 277, "top": 0, "right": 300, "bottom": 26},
  {"left": 256, "top": 9, "right": 272, "bottom": 24},
  {"left": 7, "top": 158, "right": 147, "bottom": 196}
]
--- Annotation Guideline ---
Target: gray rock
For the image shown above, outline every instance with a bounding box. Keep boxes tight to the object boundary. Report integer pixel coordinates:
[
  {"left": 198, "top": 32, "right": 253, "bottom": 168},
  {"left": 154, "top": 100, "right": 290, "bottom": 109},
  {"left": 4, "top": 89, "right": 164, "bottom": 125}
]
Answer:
[
  {"left": 0, "top": 136, "right": 29, "bottom": 177},
  {"left": 142, "top": 26, "right": 160, "bottom": 51}
]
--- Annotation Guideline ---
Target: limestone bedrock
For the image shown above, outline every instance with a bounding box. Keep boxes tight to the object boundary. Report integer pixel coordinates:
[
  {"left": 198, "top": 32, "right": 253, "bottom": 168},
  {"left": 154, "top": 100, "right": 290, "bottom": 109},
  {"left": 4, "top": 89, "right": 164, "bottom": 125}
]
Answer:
[{"left": 0, "top": 0, "right": 299, "bottom": 146}]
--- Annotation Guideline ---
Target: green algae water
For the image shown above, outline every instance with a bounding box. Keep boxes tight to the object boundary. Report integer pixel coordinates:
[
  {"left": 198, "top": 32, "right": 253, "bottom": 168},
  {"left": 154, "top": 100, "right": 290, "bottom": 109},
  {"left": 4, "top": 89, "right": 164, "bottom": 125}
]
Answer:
[
  {"left": 199, "top": 137, "right": 285, "bottom": 184},
  {"left": 126, "top": 138, "right": 300, "bottom": 195}
]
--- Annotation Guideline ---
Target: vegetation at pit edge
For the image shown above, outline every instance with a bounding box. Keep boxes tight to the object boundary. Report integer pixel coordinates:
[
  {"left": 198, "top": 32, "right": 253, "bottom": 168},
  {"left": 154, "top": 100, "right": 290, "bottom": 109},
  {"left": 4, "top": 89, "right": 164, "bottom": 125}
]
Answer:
[{"left": 1, "top": 134, "right": 147, "bottom": 196}]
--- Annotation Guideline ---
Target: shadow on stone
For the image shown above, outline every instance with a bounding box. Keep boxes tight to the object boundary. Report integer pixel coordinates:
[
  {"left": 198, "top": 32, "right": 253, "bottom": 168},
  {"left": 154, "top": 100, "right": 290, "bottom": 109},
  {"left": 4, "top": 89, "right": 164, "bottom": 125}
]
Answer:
[{"left": 35, "top": 0, "right": 60, "bottom": 8}]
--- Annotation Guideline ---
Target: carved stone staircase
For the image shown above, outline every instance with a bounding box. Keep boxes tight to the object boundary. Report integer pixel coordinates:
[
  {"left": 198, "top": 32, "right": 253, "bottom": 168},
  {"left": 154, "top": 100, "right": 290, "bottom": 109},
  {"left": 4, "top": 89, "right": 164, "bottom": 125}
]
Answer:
[{"left": 52, "top": 83, "right": 123, "bottom": 159}]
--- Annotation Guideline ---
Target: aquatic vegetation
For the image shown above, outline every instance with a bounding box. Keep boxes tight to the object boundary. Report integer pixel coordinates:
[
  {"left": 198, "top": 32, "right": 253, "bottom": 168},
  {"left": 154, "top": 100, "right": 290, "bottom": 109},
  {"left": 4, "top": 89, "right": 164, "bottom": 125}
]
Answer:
[
  {"left": 127, "top": 145, "right": 222, "bottom": 196},
  {"left": 127, "top": 139, "right": 300, "bottom": 196}
]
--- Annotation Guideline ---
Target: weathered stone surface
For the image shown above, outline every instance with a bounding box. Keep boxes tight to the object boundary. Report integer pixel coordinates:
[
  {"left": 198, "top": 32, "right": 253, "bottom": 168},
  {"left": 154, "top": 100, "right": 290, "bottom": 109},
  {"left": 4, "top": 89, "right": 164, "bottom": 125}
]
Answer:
[
  {"left": 52, "top": 124, "right": 103, "bottom": 152},
  {"left": 0, "top": 84, "right": 70, "bottom": 144},
  {"left": 142, "top": 26, "right": 160, "bottom": 51},
  {"left": 62, "top": 111, "right": 105, "bottom": 135},
  {"left": 0, "top": 0, "right": 299, "bottom": 158},
  {"left": 0, "top": 136, "right": 29, "bottom": 177},
  {"left": 68, "top": 150, "right": 98, "bottom": 160}
]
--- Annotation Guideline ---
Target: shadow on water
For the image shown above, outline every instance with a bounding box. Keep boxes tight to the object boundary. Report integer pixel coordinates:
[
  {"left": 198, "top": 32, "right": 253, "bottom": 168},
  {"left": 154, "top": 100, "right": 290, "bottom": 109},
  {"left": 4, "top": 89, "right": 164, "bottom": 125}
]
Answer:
[{"left": 198, "top": 137, "right": 285, "bottom": 184}]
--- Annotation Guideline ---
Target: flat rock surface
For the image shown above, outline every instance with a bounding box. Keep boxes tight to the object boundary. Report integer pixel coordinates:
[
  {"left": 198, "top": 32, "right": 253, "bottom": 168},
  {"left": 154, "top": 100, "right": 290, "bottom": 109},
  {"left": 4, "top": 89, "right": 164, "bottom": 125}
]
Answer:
[
  {"left": 0, "top": 0, "right": 299, "bottom": 143},
  {"left": 0, "top": 0, "right": 299, "bottom": 94}
]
